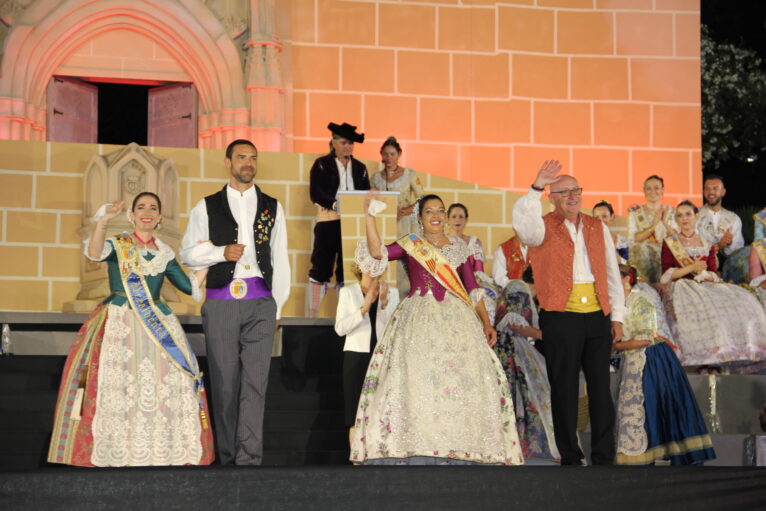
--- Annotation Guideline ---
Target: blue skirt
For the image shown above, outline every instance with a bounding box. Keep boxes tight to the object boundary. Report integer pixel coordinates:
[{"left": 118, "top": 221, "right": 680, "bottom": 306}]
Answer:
[{"left": 617, "top": 342, "right": 716, "bottom": 465}]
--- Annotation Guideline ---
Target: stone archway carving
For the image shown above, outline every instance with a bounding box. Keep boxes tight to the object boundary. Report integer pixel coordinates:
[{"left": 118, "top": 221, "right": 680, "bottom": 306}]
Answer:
[{"left": 0, "top": 0, "right": 258, "bottom": 148}]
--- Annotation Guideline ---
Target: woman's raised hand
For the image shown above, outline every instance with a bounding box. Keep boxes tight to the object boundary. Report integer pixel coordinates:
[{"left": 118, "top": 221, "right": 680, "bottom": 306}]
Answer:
[
  {"left": 363, "top": 190, "right": 379, "bottom": 215},
  {"left": 532, "top": 160, "right": 563, "bottom": 189},
  {"left": 103, "top": 201, "right": 125, "bottom": 222}
]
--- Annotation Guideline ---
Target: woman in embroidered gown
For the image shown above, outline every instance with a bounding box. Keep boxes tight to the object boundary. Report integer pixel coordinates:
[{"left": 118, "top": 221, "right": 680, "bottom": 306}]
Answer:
[
  {"left": 628, "top": 175, "right": 677, "bottom": 283},
  {"left": 350, "top": 193, "right": 523, "bottom": 465},
  {"left": 370, "top": 136, "right": 425, "bottom": 296},
  {"left": 656, "top": 201, "right": 766, "bottom": 371},
  {"left": 614, "top": 265, "right": 715, "bottom": 465},
  {"left": 493, "top": 272, "right": 559, "bottom": 463},
  {"left": 48, "top": 193, "right": 214, "bottom": 467},
  {"left": 593, "top": 200, "right": 629, "bottom": 264},
  {"left": 447, "top": 203, "right": 500, "bottom": 324}
]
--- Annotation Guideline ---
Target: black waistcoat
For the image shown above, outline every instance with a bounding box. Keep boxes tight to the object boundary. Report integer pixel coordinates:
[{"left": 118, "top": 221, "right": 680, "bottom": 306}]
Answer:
[{"left": 204, "top": 185, "right": 277, "bottom": 289}]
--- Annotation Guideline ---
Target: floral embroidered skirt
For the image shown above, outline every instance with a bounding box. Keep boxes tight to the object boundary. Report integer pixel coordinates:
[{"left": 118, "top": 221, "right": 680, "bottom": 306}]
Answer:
[
  {"left": 656, "top": 279, "right": 766, "bottom": 368},
  {"left": 48, "top": 303, "right": 214, "bottom": 466},
  {"left": 349, "top": 292, "right": 524, "bottom": 465}
]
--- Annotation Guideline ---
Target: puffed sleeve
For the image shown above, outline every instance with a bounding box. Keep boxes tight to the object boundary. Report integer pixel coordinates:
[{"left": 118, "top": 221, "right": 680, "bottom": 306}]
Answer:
[
  {"left": 355, "top": 241, "right": 405, "bottom": 277},
  {"left": 84, "top": 238, "right": 116, "bottom": 262}
]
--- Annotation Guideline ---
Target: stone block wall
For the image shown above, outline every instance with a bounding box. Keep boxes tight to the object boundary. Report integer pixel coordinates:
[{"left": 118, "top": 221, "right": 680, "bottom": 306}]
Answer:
[{"left": 2, "top": 140, "right": 595, "bottom": 316}]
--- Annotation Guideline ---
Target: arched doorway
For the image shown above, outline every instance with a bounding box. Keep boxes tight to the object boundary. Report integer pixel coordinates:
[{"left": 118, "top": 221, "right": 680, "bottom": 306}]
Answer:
[{"left": 0, "top": 0, "right": 282, "bottom": 149}]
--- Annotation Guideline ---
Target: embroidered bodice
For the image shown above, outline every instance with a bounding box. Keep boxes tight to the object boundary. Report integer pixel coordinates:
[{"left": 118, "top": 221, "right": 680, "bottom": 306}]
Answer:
[
  {"left": 356, "top": 235, "right": 479, "bottom": 302},
  {"left": 86, "top": 237, "right": 192, "bottom": 314}
]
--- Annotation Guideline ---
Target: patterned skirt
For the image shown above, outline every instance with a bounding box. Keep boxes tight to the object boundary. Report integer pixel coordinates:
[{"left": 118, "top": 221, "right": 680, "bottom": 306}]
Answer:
[
  {"left": 349, "top": 292, "right": 524, "bottom": 465},
  {"left": 656, "top": 279, "right": 766, "bottom": 367},
  {"left": 48, "top": 303, "right": 214, "bottom": 466},
  {"left": 616, "top": 342, "right": 715, "bottom": 465}
]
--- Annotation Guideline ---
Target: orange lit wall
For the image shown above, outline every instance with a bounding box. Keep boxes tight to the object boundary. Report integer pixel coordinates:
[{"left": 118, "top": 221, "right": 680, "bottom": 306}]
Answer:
[{"left": 286, "top": 0, "right": 702, "bottom": 213}]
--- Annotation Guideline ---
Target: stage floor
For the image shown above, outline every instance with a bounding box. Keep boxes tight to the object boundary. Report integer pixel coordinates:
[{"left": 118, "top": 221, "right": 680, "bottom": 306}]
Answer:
[{"left": 1, "top": 465, "right": 765, "bottom": 510}]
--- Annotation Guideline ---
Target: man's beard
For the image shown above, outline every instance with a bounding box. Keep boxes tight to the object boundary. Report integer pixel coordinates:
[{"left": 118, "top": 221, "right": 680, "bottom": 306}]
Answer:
[
  {"left": 705, "top": 196, "right": 722, "bottom": 207},
  {"left": 235, "top": 167, "right": 255, "bottom": 183}
]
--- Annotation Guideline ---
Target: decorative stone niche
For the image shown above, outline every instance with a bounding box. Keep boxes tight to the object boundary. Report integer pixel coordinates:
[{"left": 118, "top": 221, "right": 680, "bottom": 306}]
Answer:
[{"left": 64, "top": 143, "right": 194, "bottom": 314}]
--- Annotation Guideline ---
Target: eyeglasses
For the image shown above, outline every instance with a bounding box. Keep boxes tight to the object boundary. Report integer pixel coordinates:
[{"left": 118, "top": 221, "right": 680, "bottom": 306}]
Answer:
[{"left": 550, "top": 187, "right": 583, "bottom": 197}]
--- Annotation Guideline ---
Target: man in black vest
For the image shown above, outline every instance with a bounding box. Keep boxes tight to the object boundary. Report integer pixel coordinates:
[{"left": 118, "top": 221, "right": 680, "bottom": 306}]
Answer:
[
  {"left": 308, "top": 122, "right": 370, "bottom": 315},
  {"left": 181, "top": 139, "right": 290, "bottom": 465}
]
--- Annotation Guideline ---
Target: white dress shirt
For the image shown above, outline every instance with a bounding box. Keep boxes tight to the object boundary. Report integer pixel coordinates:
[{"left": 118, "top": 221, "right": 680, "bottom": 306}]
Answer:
[
  {"left": 492, "top": 243, "right": 528, "bottom": 289},
  {"left": 334, "top": 282, "right": 399, "bottom": 353},
  {"left": 512, "top": 188, "right": 625, "bottom": 322},
  {"left": 181, "top": 184, "right": 291, "bottom": 319},
  {"left": 697, "top": 206, "right": 744, "bottom": 256},
  {"left": 336, "top": 158, "right": 355, "bottom": 195}
]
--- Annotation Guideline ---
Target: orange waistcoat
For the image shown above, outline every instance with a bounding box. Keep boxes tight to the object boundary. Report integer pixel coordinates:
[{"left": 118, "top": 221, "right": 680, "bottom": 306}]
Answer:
[
  {"left": 500, "top": 236, "right": 529, "bottom": 281},
  {"left": 528, "top": 212, "right": 611, "bottom": 316}
]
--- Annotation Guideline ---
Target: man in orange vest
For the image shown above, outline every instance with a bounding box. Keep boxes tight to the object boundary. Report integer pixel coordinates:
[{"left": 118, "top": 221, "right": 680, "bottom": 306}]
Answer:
[
  {"left": 512, "top": 160, "right": 625, "bottom": 466},
  {"left": 492, "top": 235, "right": 530, "bottom": 289}
]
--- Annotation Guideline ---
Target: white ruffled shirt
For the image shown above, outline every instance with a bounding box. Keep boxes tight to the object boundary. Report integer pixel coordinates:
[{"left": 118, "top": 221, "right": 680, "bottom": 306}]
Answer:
[{"left": 512, "top": 188, "right": 625, "bottom": 323}]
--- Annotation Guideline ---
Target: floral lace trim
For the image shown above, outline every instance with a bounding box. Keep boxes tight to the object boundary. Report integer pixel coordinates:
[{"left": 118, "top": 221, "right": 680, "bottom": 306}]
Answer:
[
  {"left": 751, "top": 274, "right": 766, "bottom": 289},
  {"left": 355, "top": 240, "right": 389, "bottom": 277},
  {"left": 83, "top": 238, "right": 114, "bottom": 262},
  {"left": 441, "top": 236, "right": 472, "bottom": 267},
  {"left": 616, "top": 349, "right": 648, "bottom": 456},
  {"left": 467, "top": 236, "right": 486, "bottom": 262},
  {"left": 496, "top": 311, "right": 529, "bottom": 332},
  {"left": 469, "top": 288, "right": 485, "bottom": 307},
  {"left": 92, "top": 304, "right": 202, "bottom": 466},
  {"left": 136, "top": 238, "right": 176, "bottom": 276}
]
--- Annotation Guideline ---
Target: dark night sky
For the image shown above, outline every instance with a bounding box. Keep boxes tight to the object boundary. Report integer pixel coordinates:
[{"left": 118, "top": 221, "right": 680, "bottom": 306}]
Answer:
[{"left": 702, "top": 0, "right": 766, "bottom": 65}]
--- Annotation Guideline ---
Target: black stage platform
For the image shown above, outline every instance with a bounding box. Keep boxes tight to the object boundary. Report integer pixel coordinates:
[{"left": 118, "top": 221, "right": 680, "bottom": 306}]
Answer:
[
  {"left": 1, "top": 317, "right": 766, "bottom": 509},
  {"left": 2, "top": 465, "right": 765, "bottom": 510}
]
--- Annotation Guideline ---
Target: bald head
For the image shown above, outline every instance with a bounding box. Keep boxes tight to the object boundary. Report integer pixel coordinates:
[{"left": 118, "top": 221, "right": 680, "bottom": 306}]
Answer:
[
  {"left": 548, "top": 174, "right": 582, "bottom": 221},
  {"left": 550, "top": 175, "right": 579, "bottom": 193}
]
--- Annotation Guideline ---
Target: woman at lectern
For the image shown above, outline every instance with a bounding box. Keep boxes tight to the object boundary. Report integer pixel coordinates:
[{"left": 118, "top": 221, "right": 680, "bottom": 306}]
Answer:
[
  {"left": 48, "top": 193, "right": 214, "bottom": 467},
  {"left": 349, "top": 191, "right": 523, "bottom": 466},
  {"left": 370, "top": 136, "right": 424, "bottom": 296}
]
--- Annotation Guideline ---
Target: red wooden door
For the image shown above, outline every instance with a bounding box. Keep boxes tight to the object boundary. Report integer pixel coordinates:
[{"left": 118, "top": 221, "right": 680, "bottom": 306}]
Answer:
[
  {"left": 46, "top": 76, "right": 98, "bottom": 143},
  {"left": 147, "top": 83, "right": 197, "bottom": 148}
]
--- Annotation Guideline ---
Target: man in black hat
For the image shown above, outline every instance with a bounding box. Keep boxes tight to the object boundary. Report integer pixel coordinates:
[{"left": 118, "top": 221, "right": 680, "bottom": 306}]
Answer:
[{"left": 308, "top": 122, "right": 370, "bottom": 315}]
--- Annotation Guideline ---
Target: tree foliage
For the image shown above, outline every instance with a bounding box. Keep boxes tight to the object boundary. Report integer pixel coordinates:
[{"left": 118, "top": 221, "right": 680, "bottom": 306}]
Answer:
[{"left": 701, "top": 24, "right": 766, "bottom": 170}]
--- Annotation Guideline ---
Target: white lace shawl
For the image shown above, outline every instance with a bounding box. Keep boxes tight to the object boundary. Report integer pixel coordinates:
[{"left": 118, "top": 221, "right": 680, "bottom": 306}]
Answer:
[{"left": 83, "top": 236, "right": 202, "bottom": 301}]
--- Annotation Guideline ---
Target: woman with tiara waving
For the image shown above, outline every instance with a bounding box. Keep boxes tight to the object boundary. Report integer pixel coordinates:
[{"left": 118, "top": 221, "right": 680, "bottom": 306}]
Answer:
[
  {"left": 350, "top": 192, "right": 523, "bottom": 465},
  {"left": 48, "top": 193, "right": 214, "bottom": 467}
]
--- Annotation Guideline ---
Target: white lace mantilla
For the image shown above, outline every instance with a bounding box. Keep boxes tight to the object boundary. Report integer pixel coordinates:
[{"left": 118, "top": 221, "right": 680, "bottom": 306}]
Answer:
[
  {"left": 83, "top": 236, "right": 176, "bottom": 276},
  {"left": 440, "top": 235, "right": 472, "bottom": 267},
  {"left": 467, "top": 236, "right": 486, "bottom": 262},
  {"left": 356, "top": 235, "right": 473, "bottom": 277}
]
